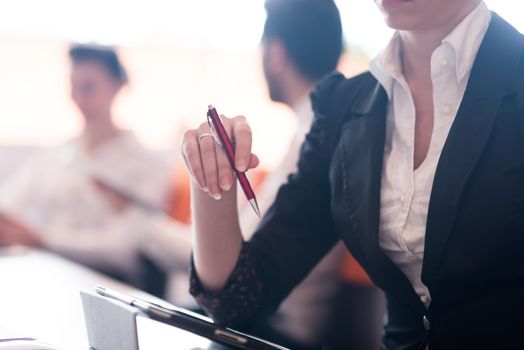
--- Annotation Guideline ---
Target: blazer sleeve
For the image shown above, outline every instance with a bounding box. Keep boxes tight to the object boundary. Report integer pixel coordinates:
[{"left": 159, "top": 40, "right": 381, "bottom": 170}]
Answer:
[{"left": 190, "top": 72, "right": 348, "bottom": 329}]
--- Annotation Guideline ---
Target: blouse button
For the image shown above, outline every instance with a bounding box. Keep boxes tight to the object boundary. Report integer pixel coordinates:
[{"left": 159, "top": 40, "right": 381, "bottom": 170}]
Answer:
[
  {"left": 423, "top": 315, "right": 430, "bottom": 331},
  {"left": 442, "top": 105, "right": 452, "bottom": 115}
]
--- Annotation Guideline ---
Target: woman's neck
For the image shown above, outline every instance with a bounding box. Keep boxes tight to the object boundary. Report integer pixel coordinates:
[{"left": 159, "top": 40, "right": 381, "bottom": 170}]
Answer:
[{"left": 399, "top": 1, "right": 480, "bottom": 81}]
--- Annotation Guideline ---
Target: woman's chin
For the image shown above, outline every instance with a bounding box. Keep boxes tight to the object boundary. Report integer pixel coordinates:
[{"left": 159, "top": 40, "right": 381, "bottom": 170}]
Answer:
[
  {"left": 381, "top": 11, "right": 422, "bottom": 31},
  {"left": 379, "top": 0, "right": 413, "bottom": 9}
]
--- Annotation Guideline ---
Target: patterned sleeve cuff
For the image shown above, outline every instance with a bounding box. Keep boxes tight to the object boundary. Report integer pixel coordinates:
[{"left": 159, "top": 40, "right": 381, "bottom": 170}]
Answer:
[{"left": 189, "top": 242, "right": 264, "bottom": 328}]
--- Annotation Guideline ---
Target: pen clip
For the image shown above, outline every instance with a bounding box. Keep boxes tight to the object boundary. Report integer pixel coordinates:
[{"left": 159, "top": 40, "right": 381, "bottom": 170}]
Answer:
[{"left": 207, "top": 105, "right": 224, "bottom": 147}]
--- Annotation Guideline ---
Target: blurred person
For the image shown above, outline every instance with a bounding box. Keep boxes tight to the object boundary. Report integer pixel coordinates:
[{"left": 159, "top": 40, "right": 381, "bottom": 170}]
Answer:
[
  {"left": 236, "top": 1, "right": 353, "bottom": 349},
  {"left": 0, "top": 44, "right": 192, "bottom": 297},
  {"left": 181, "top": 0, "right": 524, "bottom": 349}
]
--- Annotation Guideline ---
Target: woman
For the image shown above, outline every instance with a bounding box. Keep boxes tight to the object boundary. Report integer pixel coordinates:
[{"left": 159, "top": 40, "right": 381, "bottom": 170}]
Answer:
[
  {"left": 181, "top": 0, "right": 524, "bottom": 349},
  {"left": 0, "top": 45, "right": 192, "bottom": 296}
]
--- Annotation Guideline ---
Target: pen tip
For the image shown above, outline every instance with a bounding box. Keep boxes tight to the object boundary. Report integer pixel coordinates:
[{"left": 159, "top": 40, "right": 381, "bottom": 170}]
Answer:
[{"left": 248, "top": 199, "right": 261, "bottom": 217}]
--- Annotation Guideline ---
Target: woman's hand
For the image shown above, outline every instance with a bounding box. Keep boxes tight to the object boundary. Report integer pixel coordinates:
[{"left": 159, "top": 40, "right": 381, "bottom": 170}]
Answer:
[
  {"left": 180, "top": 115, "right": 259, "bottom": 199},
  {"left": 179, "top": 114, "right": 258, "bottom": 290}
]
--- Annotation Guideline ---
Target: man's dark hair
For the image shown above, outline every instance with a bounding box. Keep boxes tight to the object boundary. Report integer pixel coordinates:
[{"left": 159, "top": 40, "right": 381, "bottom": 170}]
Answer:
[
  {"left": 263, "top": 0, "right": 343, "bottom": 81},
  {"left": 69, "top": 44, "right": 128, "bottom": 83}
]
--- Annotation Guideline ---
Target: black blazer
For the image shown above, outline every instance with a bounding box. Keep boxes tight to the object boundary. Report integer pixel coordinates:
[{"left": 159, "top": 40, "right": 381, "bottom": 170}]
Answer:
[{"left": 240, "top": 13, "right": 524, "bottom": 350}]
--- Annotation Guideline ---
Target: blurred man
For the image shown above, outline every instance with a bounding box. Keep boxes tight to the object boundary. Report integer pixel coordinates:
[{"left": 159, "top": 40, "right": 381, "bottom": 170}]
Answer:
[
  {"left": 238, "top": 1, "right": 345, "bottom": 349},
  {"left": 0, "top": 45, "right": 192, "bottom": 297}
]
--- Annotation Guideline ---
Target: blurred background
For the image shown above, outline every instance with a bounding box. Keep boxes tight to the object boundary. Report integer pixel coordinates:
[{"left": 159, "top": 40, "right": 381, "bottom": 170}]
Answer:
[
  {"left": 0, "top": 1, "right": 523, "bottom": 349},
  {"left": 1, "top": 0, "right": 522, "bottom": 173}
]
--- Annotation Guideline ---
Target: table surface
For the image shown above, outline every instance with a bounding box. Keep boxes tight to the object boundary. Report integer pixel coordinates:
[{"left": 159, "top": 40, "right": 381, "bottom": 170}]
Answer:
[{"left": 0, "top": 247, "right": 214, "bottom": 350}]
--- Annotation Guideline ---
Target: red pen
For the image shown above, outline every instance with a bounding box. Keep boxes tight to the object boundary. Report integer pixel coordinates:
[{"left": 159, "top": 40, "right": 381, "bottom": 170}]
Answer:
[{"left": 207, "top": 105, "right": 260, "bottom": 217}]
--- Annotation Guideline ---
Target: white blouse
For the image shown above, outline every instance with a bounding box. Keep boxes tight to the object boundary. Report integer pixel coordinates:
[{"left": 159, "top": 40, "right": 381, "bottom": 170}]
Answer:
[{"left": 369, "top": 2, "right": 491, "bottom": 307}]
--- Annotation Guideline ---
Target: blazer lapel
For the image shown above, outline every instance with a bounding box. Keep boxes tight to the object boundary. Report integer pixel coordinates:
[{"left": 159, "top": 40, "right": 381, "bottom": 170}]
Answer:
[
  {"left": 339, "top": 80, "right": 386, "bottom": 252},
  {"left": 340, "top": 79, "right": 427, "bottom": 314},
  {"left": 422, "top": 14, "right": 524, "bottom": 290}
]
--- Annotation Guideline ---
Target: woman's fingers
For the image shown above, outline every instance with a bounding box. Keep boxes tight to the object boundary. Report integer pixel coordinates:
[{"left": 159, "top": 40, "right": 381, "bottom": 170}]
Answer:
[
  {"left": 248, "top": 153, "right": 260, "bottom": 170},
  {"left": 231, "top": 115, "right": 252, "bottom": 172},
  {"left": 198, "top": 131, "right": 221, "bottom": 199},
  {"left": 181, "top": 129, "right": 206, "bottom": 189},
  {"left": 180, "top": 115, "right": 259, "bottom": 199},
  {"left": 216, "top": 146, "right": 234, "bottom": 192}
]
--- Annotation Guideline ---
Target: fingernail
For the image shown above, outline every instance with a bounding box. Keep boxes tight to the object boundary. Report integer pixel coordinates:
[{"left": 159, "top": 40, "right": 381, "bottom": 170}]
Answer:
[
  {"left": 220, "top": 178, "right": 232, "bottom": 191},
  {"left": 236, "top": 161, "right": 247, "bottom": 172},
  {"left": 212, "top": 193, "right": 222, "bottom": 200},
  {"left": 202, "top": 186, "right": 208, "bottom": 192}
]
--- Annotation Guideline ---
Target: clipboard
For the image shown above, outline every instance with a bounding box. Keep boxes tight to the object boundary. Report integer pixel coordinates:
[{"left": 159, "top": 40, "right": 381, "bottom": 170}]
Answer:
[
  {"left": 85, "top": 286, "right": 289, "bottom": 350},
  {"left": 80, "top": 290, "right": 140, "bottom": 350}
]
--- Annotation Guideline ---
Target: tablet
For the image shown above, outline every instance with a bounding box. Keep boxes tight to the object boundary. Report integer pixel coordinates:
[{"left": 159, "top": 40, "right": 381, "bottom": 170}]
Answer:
[{"left": 95, "top": 286, "right": 289, "bottom": 350}]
